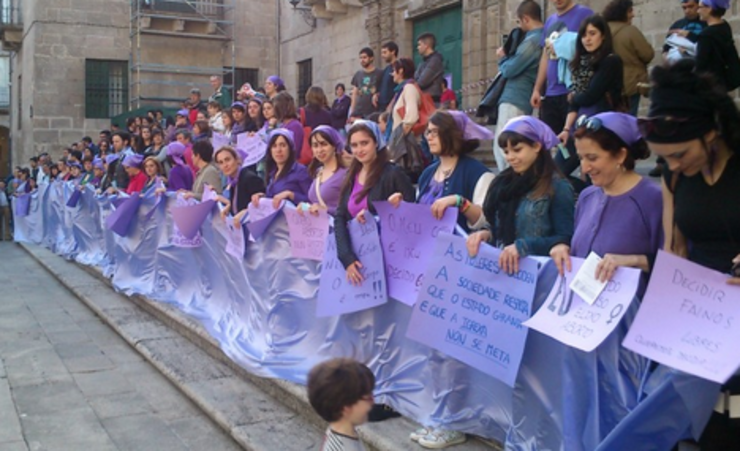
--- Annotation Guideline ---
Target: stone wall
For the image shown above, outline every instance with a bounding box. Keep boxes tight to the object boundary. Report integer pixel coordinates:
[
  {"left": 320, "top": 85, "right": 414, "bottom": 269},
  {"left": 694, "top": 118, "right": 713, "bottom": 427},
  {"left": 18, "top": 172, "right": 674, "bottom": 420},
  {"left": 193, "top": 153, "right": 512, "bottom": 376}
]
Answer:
[{"left": 11, "top": 0, "right": 277, "bottom": 163}]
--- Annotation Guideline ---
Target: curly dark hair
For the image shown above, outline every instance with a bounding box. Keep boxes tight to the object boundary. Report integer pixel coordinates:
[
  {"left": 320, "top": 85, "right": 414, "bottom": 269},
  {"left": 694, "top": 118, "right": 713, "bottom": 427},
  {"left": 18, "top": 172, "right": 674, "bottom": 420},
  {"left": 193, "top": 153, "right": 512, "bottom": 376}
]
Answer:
[{"left": 602, "top": 0, "right": 633, "bottom": 23}]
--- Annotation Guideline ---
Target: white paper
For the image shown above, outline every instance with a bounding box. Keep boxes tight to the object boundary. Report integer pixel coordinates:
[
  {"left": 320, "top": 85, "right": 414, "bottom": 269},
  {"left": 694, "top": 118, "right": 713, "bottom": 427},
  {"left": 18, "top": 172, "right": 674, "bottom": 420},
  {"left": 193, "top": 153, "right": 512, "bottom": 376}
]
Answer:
[{"left": 569, "top": 252, "right": 607, "bottom": 305}]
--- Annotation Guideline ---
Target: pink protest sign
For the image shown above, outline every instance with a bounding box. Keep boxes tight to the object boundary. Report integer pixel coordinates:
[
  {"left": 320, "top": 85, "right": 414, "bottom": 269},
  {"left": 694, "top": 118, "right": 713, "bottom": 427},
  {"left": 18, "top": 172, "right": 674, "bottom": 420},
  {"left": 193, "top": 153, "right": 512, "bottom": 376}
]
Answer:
[
  {"left": 236, "top": 133, "right": 268, "bottom": 167},
  {"left": 284, "top": 206, "right": 330, "bottom": 261},
  {"left": 523, "top": 257, "right": 640, "bottom": 352},
  {"left": 375, "top": 201, "right": 457, "bottom": 306},
  {"left": 623, "top": 251, "right": 740, "bottom": 384},
  {"left": 406, "top": 233, "right": 538, "bottom": 387},
  {"left": 317, "top": 215, "right": 388, "bottom": 317},
  {"left": 246, "top": 198, "right": 285, "bottom": 240}
]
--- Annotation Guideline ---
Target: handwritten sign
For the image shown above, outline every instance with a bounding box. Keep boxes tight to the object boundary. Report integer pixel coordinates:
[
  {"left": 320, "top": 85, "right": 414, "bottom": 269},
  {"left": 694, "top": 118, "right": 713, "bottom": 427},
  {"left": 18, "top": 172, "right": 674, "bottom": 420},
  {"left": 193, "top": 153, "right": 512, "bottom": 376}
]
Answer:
[
  {"left": 236, "top": 133, "right": 268, "bottom": 167},
  {"left": 406, "top": 233, "right": 537, "bottom": 386},
  {"left": 375, "top": 201, "right": 457, "bottom": 306},
  {"left": 246, "top": 198, "right": 285, "bottom": 240},
  {"left": 317, "top": 215, "right": 388, "bottom": 317},
  {"left": 523, "top": 257, "right": 640, "bottom": 352},
  {"left": 283, "top": 206, "right": 330, "bottom": 261},
  {"left": 212, "top": 132, "right": 230, "bottom": 151},
  {"left": 623, "top": 251, "right": 740, "bottom": 384}
]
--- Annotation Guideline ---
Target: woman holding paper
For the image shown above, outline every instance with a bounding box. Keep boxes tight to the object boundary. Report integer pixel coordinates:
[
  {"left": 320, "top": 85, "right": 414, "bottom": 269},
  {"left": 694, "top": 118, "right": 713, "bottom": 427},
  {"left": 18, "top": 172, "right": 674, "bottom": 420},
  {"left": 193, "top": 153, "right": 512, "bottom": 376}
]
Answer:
[
  {"left": 166, "top": 142, "right": 194, "bottom": 192},
  {"left": 251, "top": 129, "right": 312, "bottom": 210},
  {"left": 549, "top": 112, "right": 662, "bottom": 292},
  {"left": 633, "top": 60, "right": 740, "bottom": 450},
  {"left": 335, "top": 120, "right": 415, "bottom": 284},
  {"left": 298, "top": 125, "right": 348, "bottom": 216},
  {"left": 387, "top": 110, "right": 493, "bottom": 233},
  {"left": 215, "top": 146, "right": 265, "bottom": 226},
  {"left": 467, "top": 116, "right": 575, "bottom": 274}
]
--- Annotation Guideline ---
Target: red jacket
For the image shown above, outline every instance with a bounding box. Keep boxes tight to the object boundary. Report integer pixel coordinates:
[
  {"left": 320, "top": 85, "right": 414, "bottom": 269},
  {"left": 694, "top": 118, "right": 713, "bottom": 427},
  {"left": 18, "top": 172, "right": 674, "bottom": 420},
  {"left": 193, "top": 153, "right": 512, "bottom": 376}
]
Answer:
[{"left": 125, "top": 171, "right": 147, "bottom": 195}]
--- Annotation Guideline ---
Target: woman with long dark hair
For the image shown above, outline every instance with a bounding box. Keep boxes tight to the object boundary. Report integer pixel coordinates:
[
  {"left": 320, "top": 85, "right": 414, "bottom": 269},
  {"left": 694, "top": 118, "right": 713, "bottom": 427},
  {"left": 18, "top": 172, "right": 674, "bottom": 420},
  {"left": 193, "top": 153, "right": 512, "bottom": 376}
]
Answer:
[
  {"left": 299, "top": 125, "right": 348, "bottom": 215},
  {"left": 273, "top": 92, "right": 305, "bottom": 156},
  {"left": 251, "top": 129, "right": 312, "bottom": 209},
  {"left": 558, "top": 15, "right": 624, "bottom": 191},
  {"left": 467, "top": 116, "right": 574, "bottom": 273},
  {"left": 246, "top": 97, "right": 266, "bottom": 132}
]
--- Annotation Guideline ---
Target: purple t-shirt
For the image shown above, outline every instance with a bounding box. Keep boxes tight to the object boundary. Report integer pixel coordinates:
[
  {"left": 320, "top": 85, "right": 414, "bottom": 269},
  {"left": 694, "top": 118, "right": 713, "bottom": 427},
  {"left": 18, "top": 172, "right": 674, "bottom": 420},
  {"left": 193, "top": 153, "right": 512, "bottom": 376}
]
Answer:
[
  {"left": 571, "top": 178, "right": 663, "bottom": 296},
  {"left": 541, "top": 4, "right": 594, "bottom": 97},
  {"left": 308, "top": 167, "right": 347, "bottom": 215},
  {"left": 265, "top": 162, "right": 312, "bottom": 204},
  {"left": 347, "top": 175, "right": 368, "bottom": 218}
]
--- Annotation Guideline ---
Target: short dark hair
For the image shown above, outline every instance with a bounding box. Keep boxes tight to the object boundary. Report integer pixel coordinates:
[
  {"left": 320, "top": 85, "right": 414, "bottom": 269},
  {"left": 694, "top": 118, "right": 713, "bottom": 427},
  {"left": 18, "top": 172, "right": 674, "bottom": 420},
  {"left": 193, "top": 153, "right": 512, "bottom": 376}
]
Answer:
[
  {"left": 602, "top": 0, "right": 633, "bottom": 22},
  {"left": 207, "top": 100, "right": 222, "bottom": 111},
  {"left": 359, "top": 47, "right": 374, "bottom": 58},
  {"left": 112, "top": 131, "right": 131, "bottom": 145},
  {"left": 82, "top": 136, "right": 93, "bottom": 144},
  {"left": 335, "top": 83, "right": 346, "bottom": 92},
  {"left": 29, "top": 156, "right": 38, "bottom": 163},
  {"left": 417, "top": 32, "right": 436, "bottom": 49},
  {"left": 175, "top": 129, "right": 192, "bottom": 141},
  {"left": 71, "top": 150, "right": 83, "bottom": 161},
  {"left": 192, "top": 139, "right": 214, "bottom": 163},
  {"left": 517, "top": 0, "right": 542, "bottom": 21},
  {"left": 307, "top": 358, "right": 375, "bottom": 423},
  {"left": 391, "top": 57, "right": 416, "bottom": 80},
  {"left": 381, "top": 41, "right": 399, "bottom": 56}
]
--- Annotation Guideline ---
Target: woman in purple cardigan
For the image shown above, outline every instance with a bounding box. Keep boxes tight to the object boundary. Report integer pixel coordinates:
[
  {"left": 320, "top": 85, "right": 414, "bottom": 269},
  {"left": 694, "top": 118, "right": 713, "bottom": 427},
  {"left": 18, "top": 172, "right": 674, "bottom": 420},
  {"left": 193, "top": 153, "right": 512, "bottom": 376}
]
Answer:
[
  {"left": 251, "top": 129, "right": 312, "bottom": 209},
  {"left": 550, "top": 112, "right": 662, "bottom": 296},
  {"left": 166, "top": 142, "right": 194, "bottom": 192},
  {"left": 298, "top": 125, "right": 348, "bottom": 216}
]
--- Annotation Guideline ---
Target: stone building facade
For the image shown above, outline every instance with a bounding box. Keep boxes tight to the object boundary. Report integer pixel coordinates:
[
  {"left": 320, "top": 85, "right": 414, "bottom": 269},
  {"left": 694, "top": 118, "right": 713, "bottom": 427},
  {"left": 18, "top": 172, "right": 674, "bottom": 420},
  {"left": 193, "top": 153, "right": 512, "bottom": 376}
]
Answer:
[
  {"left": 279, "top": 0, "right": 740, "bottom": 114},
  {"left": 7, "top": 0, "right": 278, "bottom": 163}
]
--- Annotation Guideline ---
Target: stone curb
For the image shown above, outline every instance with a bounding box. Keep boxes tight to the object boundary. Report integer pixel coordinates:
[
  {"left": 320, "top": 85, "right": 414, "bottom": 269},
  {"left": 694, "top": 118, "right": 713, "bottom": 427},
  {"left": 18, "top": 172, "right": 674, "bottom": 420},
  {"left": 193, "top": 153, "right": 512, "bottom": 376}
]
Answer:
[{"left": 19, "top": 242, "right": 500, "bottom": 451}]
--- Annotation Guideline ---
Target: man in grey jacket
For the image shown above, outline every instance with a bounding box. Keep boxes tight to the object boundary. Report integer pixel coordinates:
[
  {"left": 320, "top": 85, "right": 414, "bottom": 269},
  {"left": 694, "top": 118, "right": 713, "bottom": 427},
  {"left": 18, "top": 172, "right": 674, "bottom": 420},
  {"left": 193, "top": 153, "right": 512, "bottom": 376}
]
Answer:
[{"left": 415, "top": 33, "right": 445, "bottom": 103}]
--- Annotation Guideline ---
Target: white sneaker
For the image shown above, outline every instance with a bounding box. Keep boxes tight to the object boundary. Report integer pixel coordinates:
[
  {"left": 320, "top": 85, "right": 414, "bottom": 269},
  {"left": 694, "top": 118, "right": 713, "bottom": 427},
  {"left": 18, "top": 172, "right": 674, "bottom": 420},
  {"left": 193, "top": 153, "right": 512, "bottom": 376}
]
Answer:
[
  {"left": 418, "top": 429, "right": 467, "bottom": 449},
  {"left": 409, "top": 427, "right": 431, "bottom": 442}
]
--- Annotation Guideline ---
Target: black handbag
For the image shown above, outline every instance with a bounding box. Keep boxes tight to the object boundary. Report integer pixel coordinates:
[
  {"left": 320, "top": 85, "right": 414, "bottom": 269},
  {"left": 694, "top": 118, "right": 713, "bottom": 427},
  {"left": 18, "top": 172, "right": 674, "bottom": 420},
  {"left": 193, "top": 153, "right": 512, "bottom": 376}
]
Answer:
[{"left": 476, "top": 28, "right": 526, "bottom": 124}]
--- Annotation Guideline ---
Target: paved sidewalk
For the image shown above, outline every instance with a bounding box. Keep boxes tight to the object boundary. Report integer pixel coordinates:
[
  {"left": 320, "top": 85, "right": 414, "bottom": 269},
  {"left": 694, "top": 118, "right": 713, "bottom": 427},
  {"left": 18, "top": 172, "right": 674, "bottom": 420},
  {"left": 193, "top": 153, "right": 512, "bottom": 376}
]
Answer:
[{"left": 0, "top": 242, "right": 242, "bottom": 451}]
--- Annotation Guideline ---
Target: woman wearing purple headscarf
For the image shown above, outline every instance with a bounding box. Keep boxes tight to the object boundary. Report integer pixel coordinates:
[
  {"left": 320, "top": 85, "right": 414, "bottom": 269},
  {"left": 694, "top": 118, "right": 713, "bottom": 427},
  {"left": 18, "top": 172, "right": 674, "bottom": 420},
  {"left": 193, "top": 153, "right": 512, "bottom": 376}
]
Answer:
[
  {"left": 264, "top": 75, "right": 286, "bottom": 99},
  {"left": 467, "top": 116, "right": 575, "bottom": 274},
  {"left": 251, "top": 129, "right": 312, "bottom": 209},
  {"left": 550, "top": 112, "right": 662, "bottom": 295},
  {"left": 298, "top": 125, "right": 348, "bottom": 216},
  {"left": 166, "top": 142, "right": 194, "bottom": 192}
]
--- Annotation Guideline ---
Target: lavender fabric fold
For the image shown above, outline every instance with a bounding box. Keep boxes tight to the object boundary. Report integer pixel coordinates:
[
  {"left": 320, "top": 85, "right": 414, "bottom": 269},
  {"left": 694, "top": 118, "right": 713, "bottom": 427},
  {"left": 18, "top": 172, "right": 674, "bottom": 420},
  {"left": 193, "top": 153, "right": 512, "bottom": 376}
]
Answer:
[
  {"left": 105, "top": 195, "right": 142, "bottom": 237},
  {"left": 171, "top": 199, "right": 217, "bottom": 240}
]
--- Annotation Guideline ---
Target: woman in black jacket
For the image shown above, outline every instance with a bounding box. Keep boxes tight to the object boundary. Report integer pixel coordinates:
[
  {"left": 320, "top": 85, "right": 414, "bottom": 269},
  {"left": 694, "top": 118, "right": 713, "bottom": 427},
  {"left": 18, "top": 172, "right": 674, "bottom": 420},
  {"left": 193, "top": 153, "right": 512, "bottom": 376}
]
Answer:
[
  {"left": 696, "top": 0, "right": 738, "bottom": 91},
  {"left": 214, "top": 146, "right": 266, "bottom": 226},
  {"left": 334, "top": 120, "right": 415, "bottom": 285}
]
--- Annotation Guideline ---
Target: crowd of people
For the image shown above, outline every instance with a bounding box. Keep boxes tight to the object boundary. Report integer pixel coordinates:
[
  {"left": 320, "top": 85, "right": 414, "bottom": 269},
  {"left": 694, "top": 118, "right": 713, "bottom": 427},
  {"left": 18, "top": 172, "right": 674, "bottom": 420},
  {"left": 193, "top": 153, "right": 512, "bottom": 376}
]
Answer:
[{"left": 4, "top": 0, "right": 740, "bottom": 449}]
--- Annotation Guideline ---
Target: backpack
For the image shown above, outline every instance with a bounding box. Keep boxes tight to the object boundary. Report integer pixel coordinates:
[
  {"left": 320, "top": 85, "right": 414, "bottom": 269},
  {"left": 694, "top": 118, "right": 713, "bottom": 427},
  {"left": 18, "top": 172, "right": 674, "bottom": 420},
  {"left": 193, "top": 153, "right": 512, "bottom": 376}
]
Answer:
[
  {"left": 297, "top": 108, "right": 314, "bottom": 165},
  {"left": 405, "top": 81, "right": 436, "bottom": 136}
]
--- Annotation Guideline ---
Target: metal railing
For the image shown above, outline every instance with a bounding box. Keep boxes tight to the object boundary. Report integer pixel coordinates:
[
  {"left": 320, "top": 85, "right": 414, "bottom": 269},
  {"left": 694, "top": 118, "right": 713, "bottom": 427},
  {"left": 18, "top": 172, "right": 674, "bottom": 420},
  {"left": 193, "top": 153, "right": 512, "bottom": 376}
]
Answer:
[
  {"left": 139, "top": 0, "right": 223, "bottom": 19},
  {"left": 0, "top": 0, "right": 22, "bottom": 27}
]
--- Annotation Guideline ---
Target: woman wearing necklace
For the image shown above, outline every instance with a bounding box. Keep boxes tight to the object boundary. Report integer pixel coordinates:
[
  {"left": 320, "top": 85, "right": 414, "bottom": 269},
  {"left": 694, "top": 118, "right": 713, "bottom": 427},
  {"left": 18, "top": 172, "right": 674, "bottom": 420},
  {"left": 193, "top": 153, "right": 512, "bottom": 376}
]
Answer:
[
  {"left": 467, "top": 116, "right": 574, "bottom": 275},
  {"left": 388, "top": 110, "right": 493, "bottom": 233},
  {"left": 298, "top": 126, "right": 348, "bottom": 216}
]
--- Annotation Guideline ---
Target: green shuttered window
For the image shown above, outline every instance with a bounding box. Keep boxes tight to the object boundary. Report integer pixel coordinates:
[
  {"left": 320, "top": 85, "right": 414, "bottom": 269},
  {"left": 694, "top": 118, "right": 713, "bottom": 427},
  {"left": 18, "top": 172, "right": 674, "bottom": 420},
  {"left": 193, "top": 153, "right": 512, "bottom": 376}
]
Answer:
[{"left": 85, "top": 59, "right": 128, "bottom": 119}]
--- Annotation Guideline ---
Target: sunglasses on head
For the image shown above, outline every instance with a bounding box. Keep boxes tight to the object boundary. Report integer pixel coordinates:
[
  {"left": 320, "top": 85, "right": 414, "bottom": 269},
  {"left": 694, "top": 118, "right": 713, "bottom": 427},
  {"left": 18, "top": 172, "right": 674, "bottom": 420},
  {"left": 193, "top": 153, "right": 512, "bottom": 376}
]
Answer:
[
  {"left": 575, "top": 115, "right": 603, "bottom": 131},
  {"left": 636, "top": 116, "right": 691, "bottom": 138}
]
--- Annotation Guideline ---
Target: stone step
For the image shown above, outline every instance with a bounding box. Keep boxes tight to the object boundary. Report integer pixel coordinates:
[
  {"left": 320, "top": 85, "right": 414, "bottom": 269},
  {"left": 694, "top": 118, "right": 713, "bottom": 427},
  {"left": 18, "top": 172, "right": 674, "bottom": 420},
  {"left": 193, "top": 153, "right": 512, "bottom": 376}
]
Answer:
[{"left": 19, "top": 242, "right": 500, "bottom": 451}]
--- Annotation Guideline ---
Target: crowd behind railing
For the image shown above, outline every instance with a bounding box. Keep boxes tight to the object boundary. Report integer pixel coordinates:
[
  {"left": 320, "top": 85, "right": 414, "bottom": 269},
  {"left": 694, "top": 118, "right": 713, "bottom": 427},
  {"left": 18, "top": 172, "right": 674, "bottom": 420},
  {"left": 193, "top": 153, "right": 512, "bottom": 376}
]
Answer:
[{"left": 4, "top": 0, "right": 740, "bottom": 449}]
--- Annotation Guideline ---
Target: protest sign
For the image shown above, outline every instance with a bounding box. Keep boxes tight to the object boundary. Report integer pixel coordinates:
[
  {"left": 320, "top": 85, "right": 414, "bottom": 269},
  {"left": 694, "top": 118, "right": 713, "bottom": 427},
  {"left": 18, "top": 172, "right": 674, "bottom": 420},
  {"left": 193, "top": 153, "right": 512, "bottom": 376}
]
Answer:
[
  {"left": 212, "top": 132, "right": 230, "bottom": 151},
  {"left": 375, "top": 201, "right": 457, "bottom": 306},
  {"left": 284, "top": 206, "right": 329, "bottom": 261},
  {"left": 623, "top": 251, "right": 740, "bottom": 384},
  {"left": 246, "top": 198, "right": 285, "bottom": 240},
  {"left": 524, "top": 257, "right": 640, "bottom": 352},
  {"left": 406, "top": 233, "right": 537, "bottom": 386},
  {"left": 236, "top": 133, "right": 268, "bottom": 167},
  {"left": 317, "top": 215, "right": 388, "bottom": 317}
]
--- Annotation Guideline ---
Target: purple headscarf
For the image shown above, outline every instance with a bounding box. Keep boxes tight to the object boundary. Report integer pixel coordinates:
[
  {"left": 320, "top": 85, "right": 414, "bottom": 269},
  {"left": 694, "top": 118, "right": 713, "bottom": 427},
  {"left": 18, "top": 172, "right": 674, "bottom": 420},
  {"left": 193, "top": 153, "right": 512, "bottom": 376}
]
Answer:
[
  {"left": 349, "top": 120, "right": 386, "bottom": 151},
  {"left": 700, "top": 0, "right": 730, "bottom": 9},
  {"left": 122, "top": 154, "right": 144, "bottom": 169},
  {"left": 167, "top": 142, "right": 188, "bottom": 167},
  {"left": 501, "top": 116, "right": 560, "bottom": 151},
  {"left": 268, "top": 128, "right": 296, "bottom": 155},
  {"left": 93, "top": 157, "right": 105, "bottom": 171},
  {"left": 266, "top": 75, "right": 285, "bottom": 90},
  {"left": 310, "top": 125, "right": 346, "bottom": 153},
  {"left": 587, "top": 112, "right": 642, "bottom": 145},
  {"left": 448, "top": 111, "right": 495, "bottom": 141},
  {"left": 105, "top": 154, "right": 119, "bottom": 165}
]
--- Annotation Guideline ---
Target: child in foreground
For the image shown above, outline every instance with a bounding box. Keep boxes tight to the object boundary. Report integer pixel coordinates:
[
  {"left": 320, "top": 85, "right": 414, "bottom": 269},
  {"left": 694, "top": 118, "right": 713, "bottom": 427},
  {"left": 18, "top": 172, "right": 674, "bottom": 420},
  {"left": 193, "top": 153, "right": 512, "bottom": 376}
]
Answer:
[{"left": 307, "top": 358, "right": 376, "bottom": 451}]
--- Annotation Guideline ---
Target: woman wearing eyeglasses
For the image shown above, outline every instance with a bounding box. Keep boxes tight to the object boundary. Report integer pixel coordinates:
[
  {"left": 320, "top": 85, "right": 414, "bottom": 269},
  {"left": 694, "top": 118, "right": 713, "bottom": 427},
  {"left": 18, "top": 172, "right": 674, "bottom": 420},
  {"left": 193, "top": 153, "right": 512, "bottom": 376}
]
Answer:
[
  {"left": 557, "top": 15, "right": 624, "bottom": 193},
  {"left": 642, "top": 60, "right": 740, "bottom": 450},
  {"left": 549, "top": 112, "right": 662, "bottom": 295},
  {"left": 466, "top": 116, "right": 575, "bottom": 273}
]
